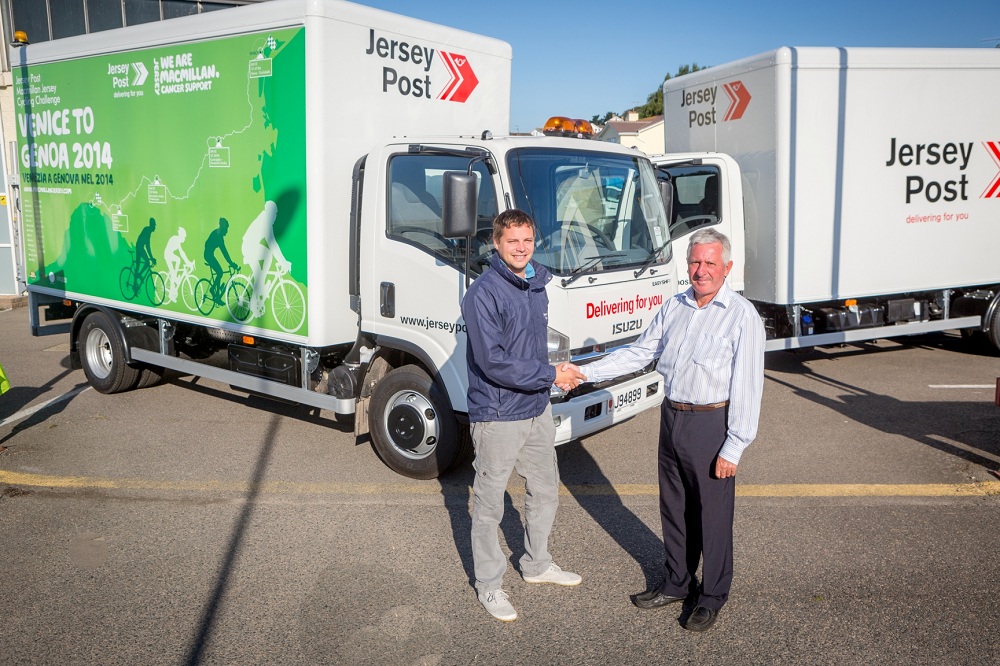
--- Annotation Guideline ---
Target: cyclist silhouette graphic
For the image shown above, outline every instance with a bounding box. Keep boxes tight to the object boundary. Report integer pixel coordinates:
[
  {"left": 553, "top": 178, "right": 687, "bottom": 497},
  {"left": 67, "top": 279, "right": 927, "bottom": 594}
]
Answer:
[
  {"left": 203, "top": 217, "right": 239, "bottom": 305},
  {"left": 241, "top": 201, "right": 291, "bottom": 318},
  {"left": 163, "top": 226, "right": 193, "bottom": 302},
  {"left": 133, "top": 217, "right": 157, "bottom": 295}
]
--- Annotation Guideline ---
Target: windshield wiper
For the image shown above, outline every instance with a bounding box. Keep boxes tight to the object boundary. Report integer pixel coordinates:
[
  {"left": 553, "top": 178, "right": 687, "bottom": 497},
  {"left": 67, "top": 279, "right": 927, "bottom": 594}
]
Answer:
[
  {"left": 561, "top": 253, "right": 626, "bottom": 287},
  {"left": 633, "top": 241, "right": 672, "bottom": 278}
]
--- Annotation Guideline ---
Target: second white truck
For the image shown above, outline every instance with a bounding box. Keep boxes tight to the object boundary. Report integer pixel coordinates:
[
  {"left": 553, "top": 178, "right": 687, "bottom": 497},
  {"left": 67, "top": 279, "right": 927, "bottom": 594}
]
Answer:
[{"left": 655, "top": 46, "right": 1000, "bottom": 352}]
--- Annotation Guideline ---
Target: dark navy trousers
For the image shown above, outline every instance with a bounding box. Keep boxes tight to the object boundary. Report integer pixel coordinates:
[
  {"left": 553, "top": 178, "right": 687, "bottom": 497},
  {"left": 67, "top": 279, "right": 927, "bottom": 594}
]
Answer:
[{"left": 656, "top": 400, "right": 735, "bottom": 611}]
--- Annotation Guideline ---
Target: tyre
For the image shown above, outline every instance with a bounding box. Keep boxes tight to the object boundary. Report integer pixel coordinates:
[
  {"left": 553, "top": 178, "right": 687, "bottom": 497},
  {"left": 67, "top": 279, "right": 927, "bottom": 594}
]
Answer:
[
  {"left": 226, "top": 274, "right": 254, "bottom": 323},
  {"left": 119, "top": 266, "right": 137, "bottom": 301},
  {"left": 194, "top": 278, "right": 215, "bottom": 315},
  {"left": 369, "top": 365, "right": 459, "bottom": 479},
  {"left": 79, "top": 311, "right": 140, "bottom": 394},
  {"left": 960, "top": 326, "right": 988, "bottom": 350},
  {"left": 147, "top": 271, "right": 166, "bottom": 306},
  {"left": 136, "top": 364, "right": 166, "bottom": 389},
  {"left": 271, "top": 278, "right": 305, "bottom": 333},
  {"left": 988, "top": 305, "right": 1000, "bottom": 353},
  {"left": 180, "top": 274, "right": 198, "bottom": 311}
]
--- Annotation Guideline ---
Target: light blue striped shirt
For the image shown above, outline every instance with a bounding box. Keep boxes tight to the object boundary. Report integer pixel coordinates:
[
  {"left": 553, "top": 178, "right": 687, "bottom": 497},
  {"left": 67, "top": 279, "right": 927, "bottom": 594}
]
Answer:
[{"left": 581, "top": 281, "right": 765, "bottom": 464}]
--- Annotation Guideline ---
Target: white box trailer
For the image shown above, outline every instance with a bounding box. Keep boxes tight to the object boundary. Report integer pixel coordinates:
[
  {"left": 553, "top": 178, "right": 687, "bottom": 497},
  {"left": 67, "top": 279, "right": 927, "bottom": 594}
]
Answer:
[
  {"left": 12, "top": 0, "right": 679, "bottom": 478},
  {"left": 655, "top": 47, "right": 1000, "bottom": 351}
]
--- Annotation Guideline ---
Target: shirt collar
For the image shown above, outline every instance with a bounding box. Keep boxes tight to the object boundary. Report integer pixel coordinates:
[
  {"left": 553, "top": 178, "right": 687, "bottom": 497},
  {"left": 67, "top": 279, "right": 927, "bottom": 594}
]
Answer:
[{"left": 682, "top": 280, "right": 733, "bottom": 309}]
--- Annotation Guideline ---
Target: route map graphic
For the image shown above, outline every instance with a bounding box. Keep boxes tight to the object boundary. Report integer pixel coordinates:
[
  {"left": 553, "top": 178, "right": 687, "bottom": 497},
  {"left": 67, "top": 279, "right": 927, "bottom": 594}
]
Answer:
[{"left": 14, "top": 28, "right": 309, "bottom": 336}]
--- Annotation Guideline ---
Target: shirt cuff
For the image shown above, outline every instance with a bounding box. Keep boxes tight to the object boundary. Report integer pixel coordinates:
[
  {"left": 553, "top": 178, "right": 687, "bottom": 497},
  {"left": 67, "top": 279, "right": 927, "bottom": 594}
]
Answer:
[{"left": 718, "top": 439, "right": 745, "bottom": 465}]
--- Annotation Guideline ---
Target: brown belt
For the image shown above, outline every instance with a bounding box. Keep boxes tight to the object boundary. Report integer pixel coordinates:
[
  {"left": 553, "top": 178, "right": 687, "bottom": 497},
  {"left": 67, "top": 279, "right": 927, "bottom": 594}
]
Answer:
[{"left": 668, "top": 400, "right": 729, "bottom": 412}]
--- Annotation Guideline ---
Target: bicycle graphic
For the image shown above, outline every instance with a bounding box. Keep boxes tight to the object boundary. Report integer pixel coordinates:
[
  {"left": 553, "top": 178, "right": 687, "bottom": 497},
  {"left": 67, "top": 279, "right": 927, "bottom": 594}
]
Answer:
[
  {"left": 225, "top": 262, "right": 305, "bottom": 333},
  {"left": 159, "top": 259, "right": 198, "bottom": 311},
  {"left": 120, "top": 248, "right": 166, "bottom": 306},
  {"left": 193, "top": 263, "right": 239, "bottom": 316}
]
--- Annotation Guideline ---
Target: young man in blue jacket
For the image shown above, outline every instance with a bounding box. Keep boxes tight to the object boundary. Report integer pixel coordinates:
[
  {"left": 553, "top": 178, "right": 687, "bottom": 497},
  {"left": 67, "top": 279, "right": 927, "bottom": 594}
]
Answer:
[{"left": 461, "top": 208, "right": 586, "bottom": 621}]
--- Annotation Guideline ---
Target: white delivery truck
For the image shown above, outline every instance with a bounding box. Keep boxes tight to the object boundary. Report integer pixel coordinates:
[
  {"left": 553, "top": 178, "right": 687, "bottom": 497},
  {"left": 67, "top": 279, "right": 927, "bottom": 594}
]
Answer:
[
  {"left": 654, "top": 47, "right": 1000, "bottom": 352},
  {"left": 10, "top": 0, "right": 676, "bottom": 478}
]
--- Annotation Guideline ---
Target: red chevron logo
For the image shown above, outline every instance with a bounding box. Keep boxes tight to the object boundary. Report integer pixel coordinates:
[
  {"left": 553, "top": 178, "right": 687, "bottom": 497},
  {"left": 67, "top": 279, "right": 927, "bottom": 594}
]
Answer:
[
  {"left": 438, "top": 51, "right": 478, "bottom": 103},
  {"left": 722, "top": 81, "right": 751, "bottom": 121},
  {"left": 981, "top": 141, "right": 1000, "bottom": 199}
]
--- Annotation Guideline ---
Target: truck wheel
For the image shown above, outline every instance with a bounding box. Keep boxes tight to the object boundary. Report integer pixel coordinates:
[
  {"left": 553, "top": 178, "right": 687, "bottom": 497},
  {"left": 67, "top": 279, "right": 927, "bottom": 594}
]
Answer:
[
  {"left": 136, "top": 364, "right": 166, "bottom": 389},
  {"left": 988, "top": 306, "right": 1000, "bottom": 353},
  {"left": 79, "top": 311, "right": 140, "bottom": 394},
  {"left": 369, "top": 365, "right": 458, "bottom": 479}
]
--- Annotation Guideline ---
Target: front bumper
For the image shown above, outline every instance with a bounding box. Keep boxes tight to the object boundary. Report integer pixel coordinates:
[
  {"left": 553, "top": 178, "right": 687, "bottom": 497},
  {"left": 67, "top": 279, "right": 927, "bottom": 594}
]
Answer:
[{"left": 551, "top": 369, "right": 664, "bottom": 445}]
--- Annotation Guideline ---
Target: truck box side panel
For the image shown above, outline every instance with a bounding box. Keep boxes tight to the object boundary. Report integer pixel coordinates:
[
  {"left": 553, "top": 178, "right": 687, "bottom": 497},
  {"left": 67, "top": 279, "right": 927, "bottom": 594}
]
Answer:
[
  {"left": 304, "top": 4, "right": 510, "bottom": 346},
  {"left": 834, "top": 48, "right": 1000, "bottom": 298},
  {"left": 12, "top": 0, "right": 512, "bottom": 347},
  {"left": 666, "top": 46, "right": 1000, "bottom": 305},
  {"left": 664, "top": 50, "right": 782, "bottom": 303},
  {"left": 15, "top": 26, "right": 311, "bottom": 338}
]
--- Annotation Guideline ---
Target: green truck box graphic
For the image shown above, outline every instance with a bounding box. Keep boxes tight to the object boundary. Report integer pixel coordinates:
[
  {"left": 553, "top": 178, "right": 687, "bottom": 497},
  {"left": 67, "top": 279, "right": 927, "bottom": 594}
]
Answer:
[{"left": 15, "top": 28, "right": 308, "bottom": 335}]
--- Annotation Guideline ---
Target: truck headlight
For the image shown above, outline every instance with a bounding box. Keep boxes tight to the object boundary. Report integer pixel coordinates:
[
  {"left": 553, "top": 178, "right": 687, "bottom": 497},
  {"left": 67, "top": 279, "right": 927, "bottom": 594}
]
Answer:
[
  {"left": 547, "top": 327, "right": 570, "bottom": 364},
  {"left": 548, "top": 327, "right": 570, "bottom": 397}
]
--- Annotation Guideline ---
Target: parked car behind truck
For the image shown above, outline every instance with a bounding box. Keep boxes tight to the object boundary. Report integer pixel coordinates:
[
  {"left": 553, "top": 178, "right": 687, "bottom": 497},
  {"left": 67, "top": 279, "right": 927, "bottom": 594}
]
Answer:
[
  {"left": 655, "top": 46, "right": 1000, "bottom": 352},
  {"left": 12, "top": 0, "right": 677, "bottom": 479}
]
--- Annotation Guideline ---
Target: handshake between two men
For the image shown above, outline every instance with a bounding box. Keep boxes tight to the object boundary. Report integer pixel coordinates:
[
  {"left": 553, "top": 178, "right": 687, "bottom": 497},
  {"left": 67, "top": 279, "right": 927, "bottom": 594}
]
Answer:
[{"left": 553, "top": 362, "right": 587, "bottom": 391}]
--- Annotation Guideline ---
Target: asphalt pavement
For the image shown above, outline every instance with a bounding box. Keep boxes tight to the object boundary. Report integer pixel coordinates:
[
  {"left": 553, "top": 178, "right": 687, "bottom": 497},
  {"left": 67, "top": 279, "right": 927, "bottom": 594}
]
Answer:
[{"left": 1, "top": 304, "right": 999, "bottom": 665}]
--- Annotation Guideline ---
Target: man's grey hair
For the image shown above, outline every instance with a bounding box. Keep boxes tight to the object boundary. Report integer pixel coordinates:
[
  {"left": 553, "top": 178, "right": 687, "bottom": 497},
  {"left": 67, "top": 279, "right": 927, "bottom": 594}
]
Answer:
[{"left": 687, "top": 228, "right": 731, "bottom": 264}]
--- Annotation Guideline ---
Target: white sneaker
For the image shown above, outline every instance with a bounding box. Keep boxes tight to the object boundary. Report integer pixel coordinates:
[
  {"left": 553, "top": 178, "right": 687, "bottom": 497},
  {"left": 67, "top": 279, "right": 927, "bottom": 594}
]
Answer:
[
  {"left": 522, "top": 563, "right": 582, "bottom": 586},
  {"left": 478, "top": 589, "right": 517, "bottom": 621}
]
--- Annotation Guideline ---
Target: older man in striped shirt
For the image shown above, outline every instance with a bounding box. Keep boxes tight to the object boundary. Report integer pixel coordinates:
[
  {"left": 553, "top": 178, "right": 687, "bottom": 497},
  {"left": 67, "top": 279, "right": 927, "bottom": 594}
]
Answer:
[{"left": 575, "top": 227, "right": 765, "bottom": 632}]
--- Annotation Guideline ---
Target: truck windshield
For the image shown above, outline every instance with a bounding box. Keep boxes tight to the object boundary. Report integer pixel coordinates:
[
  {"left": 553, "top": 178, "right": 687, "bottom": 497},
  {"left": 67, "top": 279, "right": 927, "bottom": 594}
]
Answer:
[{"left": 507, "top": 148, "right": 671, "bottom": 275}]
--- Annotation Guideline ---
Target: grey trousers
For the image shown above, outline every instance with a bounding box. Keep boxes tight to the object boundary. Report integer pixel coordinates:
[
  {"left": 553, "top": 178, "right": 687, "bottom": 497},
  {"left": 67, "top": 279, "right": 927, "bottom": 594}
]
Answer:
[{"left": 470, "top": 404, "right": 559, "bottom": 595}]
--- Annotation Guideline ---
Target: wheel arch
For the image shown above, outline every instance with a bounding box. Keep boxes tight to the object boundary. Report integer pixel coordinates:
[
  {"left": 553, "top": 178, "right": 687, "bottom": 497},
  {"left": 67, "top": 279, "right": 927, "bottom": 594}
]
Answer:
[
  {"left": 364, "top": 334, "right": 465, "bottom": 412},
  {"left": 354, "top": 334, "right": 468, "bottom": 439},
  {"left": 70, "top": 304, "right": 162, "bottom": 368}
]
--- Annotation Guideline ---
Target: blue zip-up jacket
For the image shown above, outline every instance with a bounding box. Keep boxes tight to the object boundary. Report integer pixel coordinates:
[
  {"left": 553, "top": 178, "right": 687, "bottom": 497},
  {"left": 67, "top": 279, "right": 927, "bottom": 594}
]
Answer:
[{"left": 461, "top": 251, "right": 556, "bottom": 423}]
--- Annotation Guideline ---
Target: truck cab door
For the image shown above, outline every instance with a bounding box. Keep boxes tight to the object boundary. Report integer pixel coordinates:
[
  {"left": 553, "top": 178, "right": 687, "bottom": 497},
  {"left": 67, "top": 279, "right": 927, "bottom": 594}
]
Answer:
[
  {"left": 654, "top": 155, "right": 745, "bottom": 294},
  {"left": 360, "top": 147, "right": 500, "bottom": 412}
]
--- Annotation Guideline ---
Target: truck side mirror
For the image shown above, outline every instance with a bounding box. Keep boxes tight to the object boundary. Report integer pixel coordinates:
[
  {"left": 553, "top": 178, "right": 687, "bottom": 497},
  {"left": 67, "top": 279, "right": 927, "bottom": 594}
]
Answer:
[
  {"left": 658, "top": 176, "right": 674, "bottom": 224},
  {"left": 442, "top": 171, "right": 478, "bottom": 238}
]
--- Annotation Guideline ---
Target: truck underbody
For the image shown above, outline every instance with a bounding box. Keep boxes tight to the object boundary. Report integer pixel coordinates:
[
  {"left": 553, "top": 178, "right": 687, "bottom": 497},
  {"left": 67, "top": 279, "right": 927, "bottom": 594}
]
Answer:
[{"left": 756, "top": 286, "right": 999, "bottom": 352}]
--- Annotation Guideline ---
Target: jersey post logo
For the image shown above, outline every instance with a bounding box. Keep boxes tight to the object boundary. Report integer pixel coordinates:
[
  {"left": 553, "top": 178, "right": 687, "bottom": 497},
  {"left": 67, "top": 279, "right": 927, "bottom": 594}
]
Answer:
[{"left": 365, "top": 28, "right": 479, "bottom": 103}]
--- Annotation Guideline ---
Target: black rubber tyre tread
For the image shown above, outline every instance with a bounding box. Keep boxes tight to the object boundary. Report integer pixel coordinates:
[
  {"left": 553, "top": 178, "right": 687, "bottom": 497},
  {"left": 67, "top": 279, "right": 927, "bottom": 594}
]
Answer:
[{"left": 135, "top": 364, "right": 166, "bottom": 389}]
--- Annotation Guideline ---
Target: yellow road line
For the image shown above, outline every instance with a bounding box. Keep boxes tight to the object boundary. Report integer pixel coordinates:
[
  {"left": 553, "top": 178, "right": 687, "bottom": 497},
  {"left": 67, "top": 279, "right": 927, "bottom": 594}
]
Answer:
[{"left": 2, "top": 470, "right": 998, "bottom": 497}]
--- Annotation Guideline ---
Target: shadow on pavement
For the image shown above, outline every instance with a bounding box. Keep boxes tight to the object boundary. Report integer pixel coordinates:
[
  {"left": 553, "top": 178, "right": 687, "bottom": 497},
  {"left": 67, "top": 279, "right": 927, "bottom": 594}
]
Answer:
[
  {"left": 559, "top": 441, "right": 664, "bottom": 591},
  {"left": 437, "top": 438, "right": 666, "bottom": 594},
  {"left": 184, "top": 414, "right": 281, "bottom": 665},
  {"left": 437, "top": 460, "right": 528, "bottom": 590},
  {"left": 766, "top": 346, "right": 1000, "bottom": 470},
  {"left": 0, "top": 365, "right": 88, "bottom": 446}
]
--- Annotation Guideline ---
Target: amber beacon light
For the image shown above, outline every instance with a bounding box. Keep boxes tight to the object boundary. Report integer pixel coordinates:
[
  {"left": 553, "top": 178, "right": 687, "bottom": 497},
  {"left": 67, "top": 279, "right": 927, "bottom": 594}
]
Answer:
[{"left": 542, "top": 116, "right": 595, "bottom": 138}]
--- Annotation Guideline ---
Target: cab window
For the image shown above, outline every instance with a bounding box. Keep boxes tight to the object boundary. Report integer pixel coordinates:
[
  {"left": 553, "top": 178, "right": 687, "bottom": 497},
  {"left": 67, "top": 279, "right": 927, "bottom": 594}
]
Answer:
[{"left": 387, "top": 154, "right": 498, "bottom": 273}]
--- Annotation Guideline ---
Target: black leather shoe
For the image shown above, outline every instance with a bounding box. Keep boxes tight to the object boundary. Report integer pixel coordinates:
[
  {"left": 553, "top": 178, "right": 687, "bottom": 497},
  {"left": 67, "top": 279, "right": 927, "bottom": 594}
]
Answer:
[
  {"left": 684, "top": 605, "right": 719, "bottom": 632},
  {"left": 633, "top": 588, "right": 687, "bottom": 609}
]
